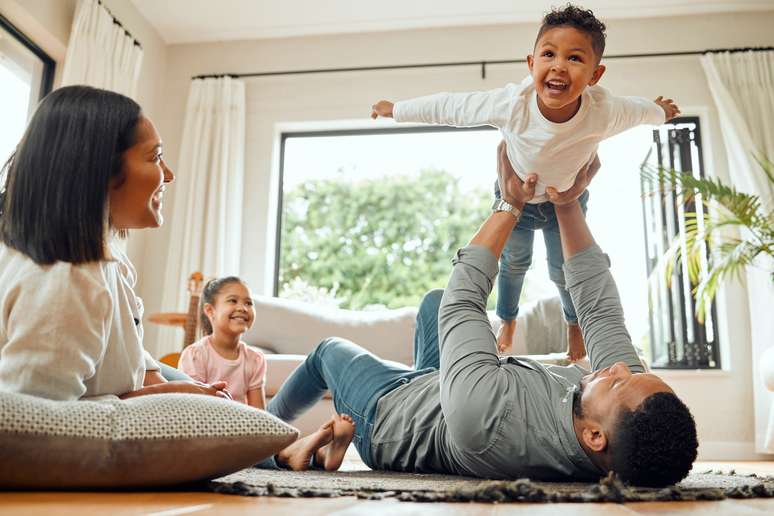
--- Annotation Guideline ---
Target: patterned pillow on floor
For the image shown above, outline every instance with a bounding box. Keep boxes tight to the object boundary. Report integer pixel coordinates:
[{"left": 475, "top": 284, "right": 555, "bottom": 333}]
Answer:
[{"left": 0, "top": 391, "right": 298, "bottom": 488}]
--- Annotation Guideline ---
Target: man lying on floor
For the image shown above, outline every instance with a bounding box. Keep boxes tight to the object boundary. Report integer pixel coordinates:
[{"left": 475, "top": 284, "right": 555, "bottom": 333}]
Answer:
[{"left": 265, "top": 147, "right": 698, "bottom": 487}]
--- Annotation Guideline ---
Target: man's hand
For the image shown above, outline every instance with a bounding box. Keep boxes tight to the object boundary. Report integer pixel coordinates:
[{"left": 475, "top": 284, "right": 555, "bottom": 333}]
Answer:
[
  {"left": 654, "top": 96, "right": 680, "bottom": 122},
  {"left": 371, "top": 100, "right": 394, "bottom": 119},
  {"left": 545, "top": 154, "right": 600, "bottom": 206},
  {"left": 497, "top": 141, "right": 537, "bottom": 210}
]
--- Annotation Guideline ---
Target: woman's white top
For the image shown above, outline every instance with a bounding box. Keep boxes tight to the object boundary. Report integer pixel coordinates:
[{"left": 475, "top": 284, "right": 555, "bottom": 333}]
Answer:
[{"left": 0, "top": 240, "right": 158, "bottom": 400}]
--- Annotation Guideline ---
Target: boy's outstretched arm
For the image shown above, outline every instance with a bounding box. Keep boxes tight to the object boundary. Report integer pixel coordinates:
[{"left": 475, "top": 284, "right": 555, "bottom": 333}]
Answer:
[{"left": 371, "top": 86, "right": 516, "bottom": 127}]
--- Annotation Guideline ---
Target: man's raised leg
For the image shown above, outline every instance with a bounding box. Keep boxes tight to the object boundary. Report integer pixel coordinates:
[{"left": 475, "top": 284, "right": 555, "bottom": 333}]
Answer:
[
  {"left": 267, "top": 337, "right": 412, "bottom": 468},
  {"left": 413, "top": 289, "right": 443, "bottom": 370}
]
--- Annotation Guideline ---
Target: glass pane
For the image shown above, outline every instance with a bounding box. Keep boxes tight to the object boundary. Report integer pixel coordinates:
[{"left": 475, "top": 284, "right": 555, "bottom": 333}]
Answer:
[
  {"left": 279, "top": 129, "right": 549, "bottom": 310},
  {"left": 0, "top": 23, "right": 45, "bottom": 164}
]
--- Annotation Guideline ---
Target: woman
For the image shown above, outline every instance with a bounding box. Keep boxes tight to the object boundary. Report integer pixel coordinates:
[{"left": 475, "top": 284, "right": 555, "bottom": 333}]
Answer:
[
  {"left": 0, "top": 86, "right": 351, "bottom": 471},
  {"left": 0, "top": 85, "right": 228, "bottom": 400}
]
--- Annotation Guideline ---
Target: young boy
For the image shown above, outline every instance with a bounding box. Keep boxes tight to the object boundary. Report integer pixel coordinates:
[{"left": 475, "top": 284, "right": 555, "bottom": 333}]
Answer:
[{"left": 370, "top": 4, "right": 679, "bottom": 361}]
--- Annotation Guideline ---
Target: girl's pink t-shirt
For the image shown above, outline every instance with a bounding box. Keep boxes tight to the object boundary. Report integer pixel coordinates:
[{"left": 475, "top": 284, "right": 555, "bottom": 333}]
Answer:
[{"left": 178, "top": 336, "right": 266, "bottom": 404}]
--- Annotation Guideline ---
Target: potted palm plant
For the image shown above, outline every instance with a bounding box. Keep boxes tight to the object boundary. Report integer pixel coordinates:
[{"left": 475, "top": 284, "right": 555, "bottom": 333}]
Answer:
[{"left": 641, "top": 156, "right": 773, "bottom": 322}]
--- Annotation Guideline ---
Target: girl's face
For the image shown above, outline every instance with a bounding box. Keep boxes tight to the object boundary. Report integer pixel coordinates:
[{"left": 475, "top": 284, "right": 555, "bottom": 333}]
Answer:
[
  {"left": 109, "top": 116, "right": 174, "bottom": 229},
  {"left": 204, "top": 282, "right": 255, "bottom": 337}
]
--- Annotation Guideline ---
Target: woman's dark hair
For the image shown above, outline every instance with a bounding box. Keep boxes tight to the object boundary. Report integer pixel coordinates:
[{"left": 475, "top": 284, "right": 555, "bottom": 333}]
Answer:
[
  {"left": 536, "top": 4, "right": 607, "bottom": 62},
  {"left": 199, "top": 276, "right": 247, "bottom": 335},
  {"left": 0, "top": 85, "right": 141, "bottom": 264}
]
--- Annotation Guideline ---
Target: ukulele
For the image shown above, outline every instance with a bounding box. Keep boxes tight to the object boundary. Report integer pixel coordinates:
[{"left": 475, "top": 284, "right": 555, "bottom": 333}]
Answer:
[
  {"left": 183, "top": 272, "right": 204, "bottom": 348},
  {"left": 154, "top": 271, "right": 204, "bottom": 367}
]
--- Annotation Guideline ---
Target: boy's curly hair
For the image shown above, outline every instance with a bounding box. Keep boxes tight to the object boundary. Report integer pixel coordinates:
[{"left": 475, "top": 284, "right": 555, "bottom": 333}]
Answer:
[
  {"left": 536, "top": 4, "right": 607, "bottom": 62},
  {"left": 610, "top": 392, "right": 698, "bottom": 487}
]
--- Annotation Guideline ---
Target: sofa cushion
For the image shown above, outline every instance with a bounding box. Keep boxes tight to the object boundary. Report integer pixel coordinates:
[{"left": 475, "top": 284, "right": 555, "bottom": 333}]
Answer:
[
  {"left": 244, "top": 295, "right": 417, "bottom": 365},
  {"left": 264, "top": 354, "right": 332, "bottom": 399},
  {"left": 0, "top": 391, "right": 298, "bottom": 488}
]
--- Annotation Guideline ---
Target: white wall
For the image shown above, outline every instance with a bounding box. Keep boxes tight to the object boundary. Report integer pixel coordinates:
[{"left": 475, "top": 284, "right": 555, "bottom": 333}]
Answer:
[{"left": 144, "top": 10, "right": 774, "bottom": 460}]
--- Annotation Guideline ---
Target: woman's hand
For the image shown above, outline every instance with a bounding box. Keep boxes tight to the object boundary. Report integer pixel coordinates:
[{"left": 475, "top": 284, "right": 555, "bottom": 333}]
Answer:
[
  {"left": 120, "top": 380, "right": 232, "bottom": 400},
  {"left": 143, "top": 369, "right": 167, "bottom": 386},
  {"left": 497, "top": 141, "right": 537, "bottom": 210},
  {"left": 545, "top": 154, "right": 600, "bottom": 206},
  {"left": 164, "top": 380, "right": 233, "bottom": 399}
]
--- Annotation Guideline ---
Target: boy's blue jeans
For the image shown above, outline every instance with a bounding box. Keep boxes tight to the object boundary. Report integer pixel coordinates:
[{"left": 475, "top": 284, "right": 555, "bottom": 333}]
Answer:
[
  {"left": 258, "top": 289, "right": 444, "bottom": 469},
  {"left": 494, "top": 182, "right": 589, "bottom": 324}
]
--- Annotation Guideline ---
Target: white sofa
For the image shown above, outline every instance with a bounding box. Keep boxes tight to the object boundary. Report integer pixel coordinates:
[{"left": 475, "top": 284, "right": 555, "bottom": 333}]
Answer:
[{"left": 243, "top": 294, "right": 577, "bottom": 435}]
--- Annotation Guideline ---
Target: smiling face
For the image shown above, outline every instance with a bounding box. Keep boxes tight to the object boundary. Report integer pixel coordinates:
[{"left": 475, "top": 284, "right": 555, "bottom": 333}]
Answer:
[
  {"left": 579, "top": 362, "right": 672, "bottom": 428},
  {"left": 109, "top": 116, "right": 174, "bottom": 230},
  {"left": 527, "top": 26, "right": 606, "bottom": 123},
  {"left": 204, "top": 282, "right": 255, "bottom": 338}
]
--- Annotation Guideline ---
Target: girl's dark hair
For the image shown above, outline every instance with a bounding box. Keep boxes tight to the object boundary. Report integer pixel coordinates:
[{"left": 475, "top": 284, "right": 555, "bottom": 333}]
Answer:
[
  {"left": 0, "top": 85, "right": 141, "bottom": 264},
  {"left": 199, "top": 276, "right": 247, "bottom": 335}
]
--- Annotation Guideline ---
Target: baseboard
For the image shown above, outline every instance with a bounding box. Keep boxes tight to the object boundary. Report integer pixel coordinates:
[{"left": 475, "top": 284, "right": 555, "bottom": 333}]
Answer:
[{"left": 698, "top": 440, "right": 774, "bottom": 461}]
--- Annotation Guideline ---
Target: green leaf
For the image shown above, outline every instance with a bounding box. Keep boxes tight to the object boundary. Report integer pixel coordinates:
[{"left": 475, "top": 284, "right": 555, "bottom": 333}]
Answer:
[{"left": 643, "top": 154, "right": 774, "bottom": 323}]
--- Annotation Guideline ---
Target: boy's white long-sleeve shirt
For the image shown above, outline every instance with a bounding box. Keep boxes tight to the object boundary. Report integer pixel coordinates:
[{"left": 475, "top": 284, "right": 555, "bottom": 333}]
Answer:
[
  {"left": 0, "top": 241, "right": 159, "bottom": 400},
  {"left": 393, "top": 77, "right": 665, "bottom": 203}
]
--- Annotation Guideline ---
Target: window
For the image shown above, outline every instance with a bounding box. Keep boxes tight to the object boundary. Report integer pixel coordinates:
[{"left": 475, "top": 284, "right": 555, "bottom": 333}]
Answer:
[
  {"left": 0, "top": 15, "right": 54, "bottom": 164},
  {"left": 276, "top": 127, "right": 507, "bottom": 310},
  {"left": 276, "top": 121, "right": 714, "bottom": 367},
  {"left": 641, "top": 117, "right": 720, "bottom": 369}
]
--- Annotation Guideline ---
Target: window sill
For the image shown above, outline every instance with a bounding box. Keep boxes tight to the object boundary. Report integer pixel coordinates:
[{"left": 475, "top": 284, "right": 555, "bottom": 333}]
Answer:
[{"left": 654, "top": 368, "right": 732, "bottom": 380}]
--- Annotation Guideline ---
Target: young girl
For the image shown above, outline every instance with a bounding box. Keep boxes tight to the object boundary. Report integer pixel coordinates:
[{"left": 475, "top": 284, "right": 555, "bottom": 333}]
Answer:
[{"left": 179, "top": 276, "right": 266, "bottom": 409}]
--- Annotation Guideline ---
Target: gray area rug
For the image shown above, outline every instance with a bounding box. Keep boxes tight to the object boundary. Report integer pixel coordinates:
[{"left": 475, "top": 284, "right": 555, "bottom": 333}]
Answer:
[{"left": 206, "top": 468, "right": 774, "bottom": 503}]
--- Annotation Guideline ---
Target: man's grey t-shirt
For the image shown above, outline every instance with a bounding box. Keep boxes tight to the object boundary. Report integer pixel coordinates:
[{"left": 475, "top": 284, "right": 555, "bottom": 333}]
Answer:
[{"left": 370, "top": 244, "right": 644, "bottom": 480}]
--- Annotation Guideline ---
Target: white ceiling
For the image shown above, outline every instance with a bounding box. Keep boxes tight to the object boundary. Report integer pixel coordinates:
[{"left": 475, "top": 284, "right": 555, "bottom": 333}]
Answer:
[{"left": 130, "top": 0, "right": 774, "bottom": 44}]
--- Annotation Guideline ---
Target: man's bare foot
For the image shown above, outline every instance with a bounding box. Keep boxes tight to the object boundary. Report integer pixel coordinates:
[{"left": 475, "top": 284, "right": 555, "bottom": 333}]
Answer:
[
  {"left": 314, "top": 413, "right": 356, "bottom": 471},
  {"left": 496, "top": 319, "right": 516, "bottom": 353},
  {"left": 276, "top": 420, "right": 333, "bottom": 471},
  {"left": 567, "top": 323, "right": 586, "bottom": 362}
]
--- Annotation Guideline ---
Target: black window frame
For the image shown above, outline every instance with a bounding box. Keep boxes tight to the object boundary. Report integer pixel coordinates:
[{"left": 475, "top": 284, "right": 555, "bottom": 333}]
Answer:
[
  {"left": 642, "top": 116, "right": 721, "bottom": 369},
  {"left": 0, "top": 14, "right": 55, "bottom": 102}
]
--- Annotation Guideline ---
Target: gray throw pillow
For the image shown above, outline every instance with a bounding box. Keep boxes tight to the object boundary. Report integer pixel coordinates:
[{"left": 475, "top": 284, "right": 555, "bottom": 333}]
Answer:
[{"left": 0, "top": 391, "right": 298, "bottom": 488}]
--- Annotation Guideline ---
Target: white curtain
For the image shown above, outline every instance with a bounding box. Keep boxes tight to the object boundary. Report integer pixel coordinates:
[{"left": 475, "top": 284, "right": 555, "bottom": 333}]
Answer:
[
  {"left": 61, "top": 0, "right": 143, "bottom": 98},
  {"left": 701, "top": 50, "right": 774, "bottom": 453},
  {"left": 158, "top": 78, "right": 246, "bottom": 357}
]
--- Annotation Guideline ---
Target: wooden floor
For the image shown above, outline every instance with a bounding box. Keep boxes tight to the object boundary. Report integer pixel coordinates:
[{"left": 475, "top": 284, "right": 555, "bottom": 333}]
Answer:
[{"left": 2, "top": 456, "right": 773, "bottom": 516}]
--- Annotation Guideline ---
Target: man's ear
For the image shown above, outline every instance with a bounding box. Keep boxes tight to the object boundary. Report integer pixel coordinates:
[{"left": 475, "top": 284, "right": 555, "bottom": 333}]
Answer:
[
  {"left": 581, "top": 421, "right": 608, "bottom": 453},
  {"left": 527, "top": 54, "right": 534, "bottom": 73},
  {"left": 588, "top": 64, "right": 606, "bottom": 86}
]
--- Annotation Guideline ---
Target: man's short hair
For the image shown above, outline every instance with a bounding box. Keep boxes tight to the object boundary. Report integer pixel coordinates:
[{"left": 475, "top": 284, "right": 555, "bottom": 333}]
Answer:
[
  {"left": 536, "top": 4, "right": 607, "bottom": 62},
  {"left": 611, "top": 392, "right": 698, "bottom": 487}
]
